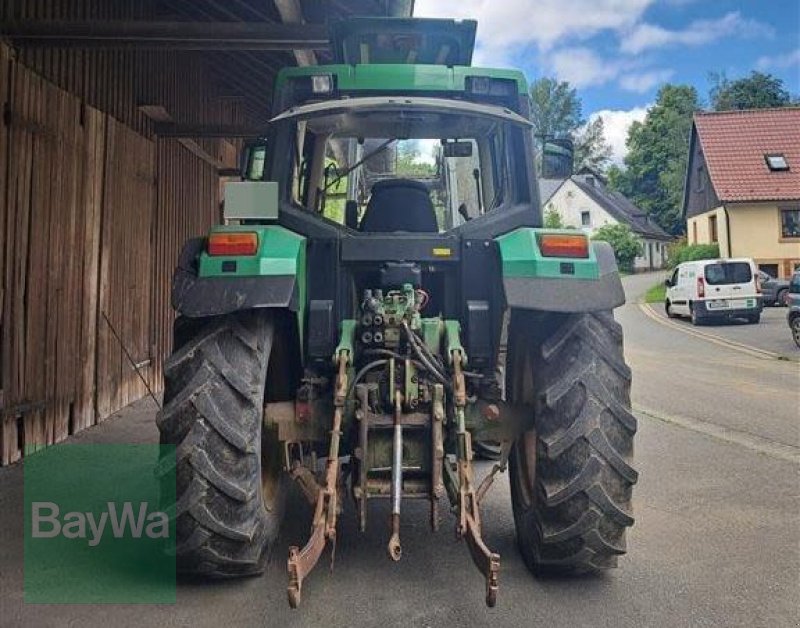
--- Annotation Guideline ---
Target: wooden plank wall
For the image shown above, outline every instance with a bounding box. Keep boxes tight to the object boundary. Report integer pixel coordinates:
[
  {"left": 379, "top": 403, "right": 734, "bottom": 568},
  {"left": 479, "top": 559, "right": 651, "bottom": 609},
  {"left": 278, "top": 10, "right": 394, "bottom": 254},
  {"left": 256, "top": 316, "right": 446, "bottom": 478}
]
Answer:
[
  {"left": 96, "top": 117, "right": 155, "bottom": 421},
  {"left": 0, "top": 49, "right": 102, "bottom": 461},
  {"left": 0, "top": 48, "right": 237, "bottom": 464}
]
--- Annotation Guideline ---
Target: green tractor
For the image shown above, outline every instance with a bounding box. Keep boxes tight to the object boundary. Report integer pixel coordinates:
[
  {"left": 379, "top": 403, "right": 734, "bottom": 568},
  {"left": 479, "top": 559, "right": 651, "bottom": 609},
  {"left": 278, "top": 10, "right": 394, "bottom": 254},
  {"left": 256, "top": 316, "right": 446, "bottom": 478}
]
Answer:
[{"left": 158, "top": 18, "right": 637, "bottom": 608}]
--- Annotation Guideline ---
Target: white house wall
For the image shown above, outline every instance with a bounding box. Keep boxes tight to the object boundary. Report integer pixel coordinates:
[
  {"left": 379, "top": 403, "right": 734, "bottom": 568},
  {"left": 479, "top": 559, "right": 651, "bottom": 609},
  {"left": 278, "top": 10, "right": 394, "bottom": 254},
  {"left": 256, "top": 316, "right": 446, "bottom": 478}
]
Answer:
[{"left": 545, "top": 180, "right": 617, "bottom": 234}]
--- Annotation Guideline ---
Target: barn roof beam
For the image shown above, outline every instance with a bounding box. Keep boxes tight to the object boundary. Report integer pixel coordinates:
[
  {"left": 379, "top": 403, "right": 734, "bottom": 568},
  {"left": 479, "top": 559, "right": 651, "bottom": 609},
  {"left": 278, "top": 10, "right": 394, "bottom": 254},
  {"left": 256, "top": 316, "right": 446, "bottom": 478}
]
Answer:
[{"left": 0, "top": 21, "right": 328, "bottom": 50}]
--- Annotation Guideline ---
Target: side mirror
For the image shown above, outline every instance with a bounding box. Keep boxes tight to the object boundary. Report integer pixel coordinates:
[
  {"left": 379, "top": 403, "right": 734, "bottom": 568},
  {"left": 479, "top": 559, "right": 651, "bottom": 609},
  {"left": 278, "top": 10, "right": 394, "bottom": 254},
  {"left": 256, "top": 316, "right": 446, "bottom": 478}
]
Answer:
[
  {"left": 240, "top": 141, "right": 266, "bottom": 181},
  {"left": 541, "top": 138, "right": 574, "bottom": 179},
  {"left": 664, "top": 278, "right": 672, "bottom": 287}
]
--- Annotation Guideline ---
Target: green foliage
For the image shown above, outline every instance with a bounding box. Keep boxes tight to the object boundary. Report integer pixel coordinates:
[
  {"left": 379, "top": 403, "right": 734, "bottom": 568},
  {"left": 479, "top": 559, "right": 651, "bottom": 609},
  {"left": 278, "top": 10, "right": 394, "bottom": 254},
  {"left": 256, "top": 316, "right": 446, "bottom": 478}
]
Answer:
[
  {"left": 573, "top": 117, "right": 612, "bottom": 173},
  {"left": 608, "top": 85, "right": 700, "bottom": 236},
  {"left": 529, "top": 77, "right": 584, "bottom": 138},
  {"left": 396, "top": 142, "right": 438, "bottom": 177},
  {"left": 645, "top": 282, "right": 666, "bottom": 304},
  {"left": 666, "top": 241, "right": 720, "bottom": 268},
  {"left": 321, "top": 157, "right": 349, "bottom": 223},
  {"left": 709, "top": 71, "right": 792, "bottom": 111},
  {"left": 529, "top": 77, "right": 611, "bottom": 174},
  {"left": 543, "top": 207, "right": 564, "bottom": 228},
  {"left": 591, "top": 223, "right": 642, "bottom": 272}
]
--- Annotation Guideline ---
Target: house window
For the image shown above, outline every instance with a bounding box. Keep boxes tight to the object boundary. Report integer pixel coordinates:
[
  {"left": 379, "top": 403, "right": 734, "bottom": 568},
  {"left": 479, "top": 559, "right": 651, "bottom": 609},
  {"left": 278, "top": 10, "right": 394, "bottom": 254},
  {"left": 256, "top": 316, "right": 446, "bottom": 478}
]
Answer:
[
  {"left": 708, "top": 215, "right": 718, "bottom": 243},
  {"left": 655, "top": 242, "right": 660, "bottom": 252},
  {"left": 781, "top": 208, "right": 800, "bottom": 238},
  {"left": 692, "top": 221, "right": 698, "bottom": 244},
  {"left": 765, "top": 154, "right": 789, "bottom": 172},
  {"left": 759, "top": 264, "right": 779, "bottom": 278},
  {"left": 581, "top": 211, "right": 591, "bottom": 226}
]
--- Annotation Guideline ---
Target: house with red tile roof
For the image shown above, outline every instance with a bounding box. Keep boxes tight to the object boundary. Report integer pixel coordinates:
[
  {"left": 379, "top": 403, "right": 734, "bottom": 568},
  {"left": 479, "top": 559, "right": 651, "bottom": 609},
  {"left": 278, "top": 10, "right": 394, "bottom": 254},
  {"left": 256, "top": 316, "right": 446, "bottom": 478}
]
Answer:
[{"left": 683, "top": 108, "right": 800, "bottom": 279}]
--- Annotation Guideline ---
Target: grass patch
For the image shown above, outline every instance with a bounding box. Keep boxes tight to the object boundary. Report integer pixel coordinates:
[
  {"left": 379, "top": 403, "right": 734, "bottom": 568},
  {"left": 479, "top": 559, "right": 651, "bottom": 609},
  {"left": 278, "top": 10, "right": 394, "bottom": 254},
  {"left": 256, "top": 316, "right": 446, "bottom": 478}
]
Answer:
[{"left": 645, "top": 282, "right": 666, "bottom": 303}]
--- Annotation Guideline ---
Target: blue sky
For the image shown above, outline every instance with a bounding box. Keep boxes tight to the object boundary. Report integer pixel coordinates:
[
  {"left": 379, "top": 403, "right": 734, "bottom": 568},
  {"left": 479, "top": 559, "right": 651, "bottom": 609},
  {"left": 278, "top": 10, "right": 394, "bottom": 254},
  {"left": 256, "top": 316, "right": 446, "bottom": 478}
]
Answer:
[{"left": 415, "top": 0, "right": 800, "bottom": 162}]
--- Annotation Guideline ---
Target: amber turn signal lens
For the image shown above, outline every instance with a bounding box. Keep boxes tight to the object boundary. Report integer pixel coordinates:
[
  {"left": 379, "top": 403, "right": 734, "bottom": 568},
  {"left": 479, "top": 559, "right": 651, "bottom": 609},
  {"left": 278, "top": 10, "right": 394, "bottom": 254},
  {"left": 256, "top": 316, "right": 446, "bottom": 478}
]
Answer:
[
  {"left": 537, "top": 234, "right": 590, "bottom": 258},
  {"left": 207, "top": 232, "right": 258, "bottom": 256}
]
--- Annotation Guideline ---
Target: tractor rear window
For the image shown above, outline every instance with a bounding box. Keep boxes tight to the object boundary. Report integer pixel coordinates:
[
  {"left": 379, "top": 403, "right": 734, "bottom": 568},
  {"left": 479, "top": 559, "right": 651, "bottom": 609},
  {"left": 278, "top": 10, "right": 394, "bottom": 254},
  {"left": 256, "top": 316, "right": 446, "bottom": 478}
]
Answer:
[
  {"left": 704, "top": 262, "right": 752, "bottom": 285},
  {"left": 279, "top": 101, "right": 531, "bottom": 232}
]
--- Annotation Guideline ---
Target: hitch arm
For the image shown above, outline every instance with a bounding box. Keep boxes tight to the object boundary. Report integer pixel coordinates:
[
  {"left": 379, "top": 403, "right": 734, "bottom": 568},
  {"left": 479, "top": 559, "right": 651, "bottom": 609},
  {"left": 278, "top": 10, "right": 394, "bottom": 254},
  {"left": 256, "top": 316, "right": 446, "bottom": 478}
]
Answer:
[
  {"left": 287, "top": 351, "right": 349, "bottom": 608},
  {"left": 452, "top": 351, "right": 501, "bottom": 607}
]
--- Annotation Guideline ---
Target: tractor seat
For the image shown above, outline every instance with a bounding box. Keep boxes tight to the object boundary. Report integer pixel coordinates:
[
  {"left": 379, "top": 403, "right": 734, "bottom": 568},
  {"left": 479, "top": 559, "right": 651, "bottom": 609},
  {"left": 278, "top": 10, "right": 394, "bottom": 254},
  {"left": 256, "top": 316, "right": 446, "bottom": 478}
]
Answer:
[{"left": 359, "top": 179, "right": 438, "bottom": 233}]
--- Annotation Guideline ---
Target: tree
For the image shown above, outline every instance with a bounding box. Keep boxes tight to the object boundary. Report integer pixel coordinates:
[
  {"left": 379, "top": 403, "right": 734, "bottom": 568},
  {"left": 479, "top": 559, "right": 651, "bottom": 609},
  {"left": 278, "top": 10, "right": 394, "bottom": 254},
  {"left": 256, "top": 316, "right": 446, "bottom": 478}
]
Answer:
[
  {"left": 710, "top": 71, "right": 792, "bottom": 111},
  {"left": 591, "top": 224, "right": 642, "bottom": 272},
  {"left": 529, "top": 77, "right": 584, "bottom": 139},
  {"left": 573, "top": 117, "right": 613, "bottom": 173},
  {"left": 543, "top": 207, "right": 564, "bottom": 228},
  {"left": 609, "top": 84, "right": 700, "bottom": 235},
  {"left": 529, "top": 77, "right": 612, "bottom": 174}
]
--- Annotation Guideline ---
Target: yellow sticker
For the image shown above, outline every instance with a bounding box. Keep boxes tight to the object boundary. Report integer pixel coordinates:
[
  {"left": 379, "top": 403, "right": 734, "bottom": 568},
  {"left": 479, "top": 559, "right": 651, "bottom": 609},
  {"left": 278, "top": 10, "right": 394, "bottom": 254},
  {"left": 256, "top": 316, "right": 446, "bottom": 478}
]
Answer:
[{"left": 432, "top": 247, "right": 452, "bottom": 257}]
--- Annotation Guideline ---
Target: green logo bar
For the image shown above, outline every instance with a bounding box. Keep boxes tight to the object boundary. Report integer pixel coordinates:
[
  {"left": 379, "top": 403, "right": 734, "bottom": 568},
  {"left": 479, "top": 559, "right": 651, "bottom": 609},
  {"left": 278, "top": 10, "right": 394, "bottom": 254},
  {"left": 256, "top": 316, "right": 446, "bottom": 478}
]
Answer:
[{"left": 24, "top": 444, "right": 176, "bottom": 604}]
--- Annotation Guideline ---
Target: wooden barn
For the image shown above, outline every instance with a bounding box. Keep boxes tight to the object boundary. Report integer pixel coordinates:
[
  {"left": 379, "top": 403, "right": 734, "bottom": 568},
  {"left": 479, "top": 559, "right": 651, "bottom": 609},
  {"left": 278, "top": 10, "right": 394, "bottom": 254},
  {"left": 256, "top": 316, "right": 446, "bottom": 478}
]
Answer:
[{"left": 0, "top": 0, "right": 414, "bottom": 465}]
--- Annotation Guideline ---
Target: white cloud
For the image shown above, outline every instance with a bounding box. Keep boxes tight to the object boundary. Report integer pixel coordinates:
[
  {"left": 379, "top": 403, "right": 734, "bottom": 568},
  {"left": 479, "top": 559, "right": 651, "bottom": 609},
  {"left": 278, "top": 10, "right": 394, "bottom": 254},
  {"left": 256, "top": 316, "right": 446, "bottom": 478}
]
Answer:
[
  {"left": 756, "top": 48, "right": 800, "bottom": 70},
  {"left": 589, "top": 106, "right": 649, "bottom": 164},
  {"left": 547, "top": 48, "right": 623, "bottom": 88},
  {"left": 621, "top": 11, "right": 774, "bottom": 54},
  {"left": 545, "top": 49, "right": 672, "bottom": 93},
  {"left": 414, "top": 0, "right": 653, "bottom": 63},
  {"left": 619, "top": 69, "right": 674, "bottom": 93}
]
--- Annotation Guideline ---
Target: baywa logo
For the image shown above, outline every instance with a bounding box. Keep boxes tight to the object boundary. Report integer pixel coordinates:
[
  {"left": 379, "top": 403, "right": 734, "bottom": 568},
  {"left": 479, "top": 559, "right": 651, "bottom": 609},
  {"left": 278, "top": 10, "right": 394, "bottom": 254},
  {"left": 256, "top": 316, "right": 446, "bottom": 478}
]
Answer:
[
  {"left": 31, "top": 501, "right": 169, "bottom": 547},
  {"left": 24, "top": 444, "right": 176, "bottom": 604}
]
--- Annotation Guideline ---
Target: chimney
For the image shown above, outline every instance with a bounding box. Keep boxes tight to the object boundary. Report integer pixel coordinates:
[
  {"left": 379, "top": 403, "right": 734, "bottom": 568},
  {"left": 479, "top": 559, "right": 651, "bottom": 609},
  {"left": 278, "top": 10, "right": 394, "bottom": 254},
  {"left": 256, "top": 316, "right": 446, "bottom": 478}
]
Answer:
[{"left": 585, "top": 175, "right": 594, "bottom": 187}]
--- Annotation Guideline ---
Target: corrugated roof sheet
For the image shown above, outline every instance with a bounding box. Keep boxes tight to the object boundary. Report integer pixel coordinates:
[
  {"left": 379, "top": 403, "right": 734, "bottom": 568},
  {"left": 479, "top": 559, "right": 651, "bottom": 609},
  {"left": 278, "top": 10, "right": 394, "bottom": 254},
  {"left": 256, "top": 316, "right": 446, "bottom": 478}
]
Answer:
[{"left": 694, "top": 108, "right": 800, "bottom": 202}]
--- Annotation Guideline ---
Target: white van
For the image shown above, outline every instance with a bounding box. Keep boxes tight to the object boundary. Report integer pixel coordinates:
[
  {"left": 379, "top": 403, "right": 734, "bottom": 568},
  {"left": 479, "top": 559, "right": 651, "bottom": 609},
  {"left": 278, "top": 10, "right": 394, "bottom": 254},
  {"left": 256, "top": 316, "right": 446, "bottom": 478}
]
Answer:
[{"left": 664, "top": 258, "right": 762, "bottom": 325}]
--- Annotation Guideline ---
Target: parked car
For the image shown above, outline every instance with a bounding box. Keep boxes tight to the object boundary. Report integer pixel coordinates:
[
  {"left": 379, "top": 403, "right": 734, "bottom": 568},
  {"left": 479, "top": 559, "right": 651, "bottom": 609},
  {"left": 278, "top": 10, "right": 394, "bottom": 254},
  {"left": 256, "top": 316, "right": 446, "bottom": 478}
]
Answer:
[
  {"left": 787, "top": 272, "right": 800, "bottom": 349},
  {"left": 757, "top": 270, "right": 790, "bottom": 307},
  {"left": 665, "top": 258, "right": 762, "bottom": 325}
]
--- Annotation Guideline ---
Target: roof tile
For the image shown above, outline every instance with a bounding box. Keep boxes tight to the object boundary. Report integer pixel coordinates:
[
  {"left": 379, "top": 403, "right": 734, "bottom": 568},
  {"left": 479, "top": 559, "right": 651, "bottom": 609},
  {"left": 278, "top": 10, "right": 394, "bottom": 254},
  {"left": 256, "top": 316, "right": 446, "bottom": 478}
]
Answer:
[{"left": 694, "top": 108, "right": 800, "bottom": 202}]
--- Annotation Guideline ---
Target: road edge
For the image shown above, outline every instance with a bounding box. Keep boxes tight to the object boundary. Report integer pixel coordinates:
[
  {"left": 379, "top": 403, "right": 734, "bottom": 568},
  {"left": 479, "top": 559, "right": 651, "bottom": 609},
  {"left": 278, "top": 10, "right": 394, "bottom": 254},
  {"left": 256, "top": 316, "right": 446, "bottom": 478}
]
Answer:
[
  {"left": 639, "top": 302, "right": 798, "bottom": 362},
  {"left": 634, "top": 403, "right": 800, "bottom": 464}
]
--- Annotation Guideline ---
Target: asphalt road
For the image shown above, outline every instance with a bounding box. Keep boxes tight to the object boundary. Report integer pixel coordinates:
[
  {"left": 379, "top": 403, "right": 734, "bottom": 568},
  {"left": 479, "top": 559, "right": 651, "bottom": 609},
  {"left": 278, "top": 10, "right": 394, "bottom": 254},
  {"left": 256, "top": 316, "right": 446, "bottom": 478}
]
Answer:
[{"left": 1, "top": 273, "right": 798, "bottom": 627}]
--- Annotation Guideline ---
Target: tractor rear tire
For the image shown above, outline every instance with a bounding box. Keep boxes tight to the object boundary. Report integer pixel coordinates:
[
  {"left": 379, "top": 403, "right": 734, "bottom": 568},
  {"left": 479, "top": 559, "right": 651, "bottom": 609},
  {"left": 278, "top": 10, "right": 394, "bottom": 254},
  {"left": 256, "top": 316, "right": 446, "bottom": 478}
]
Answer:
[
  {"left": 507, "top": 310, "right": 637, "bottom": 575},
  {"left": 157, "top": 311, "right": 284, "bottom": 577}
]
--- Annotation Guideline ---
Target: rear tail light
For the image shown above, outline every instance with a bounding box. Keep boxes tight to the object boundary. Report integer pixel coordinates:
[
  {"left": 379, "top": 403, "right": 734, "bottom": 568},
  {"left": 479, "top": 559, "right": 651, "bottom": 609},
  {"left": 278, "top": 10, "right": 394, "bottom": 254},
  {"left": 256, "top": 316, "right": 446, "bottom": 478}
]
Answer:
[
  {"left": 697, "top": 276, "right": 705, "bottom": 298},
  {"left": 207, "top": 232, "right": 258, "bottom": 256},
  {"left": 537, "top": 234, "right": 590, "bottom": 258}
]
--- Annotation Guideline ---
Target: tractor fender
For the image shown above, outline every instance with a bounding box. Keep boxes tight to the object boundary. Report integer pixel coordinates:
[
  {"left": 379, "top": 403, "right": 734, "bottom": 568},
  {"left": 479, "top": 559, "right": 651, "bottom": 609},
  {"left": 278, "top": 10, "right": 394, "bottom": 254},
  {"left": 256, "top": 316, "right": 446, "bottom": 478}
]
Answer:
[
  {"left": 496, "top": 229, "right": 626, "bottom": 313},
  {"left": 171, "top": 235, "right": 303, "bottom": 319}
]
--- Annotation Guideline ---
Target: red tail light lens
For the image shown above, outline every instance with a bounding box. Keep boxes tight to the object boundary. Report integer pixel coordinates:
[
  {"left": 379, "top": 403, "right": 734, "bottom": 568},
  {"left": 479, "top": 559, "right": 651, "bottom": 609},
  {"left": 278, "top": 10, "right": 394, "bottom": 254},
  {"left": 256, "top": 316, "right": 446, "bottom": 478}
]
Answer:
[
  {"left": 207, "top": 232, "right": 258, "bottom": 256},
  {"left": 697, "top": 276, "right": 705, "bottom": 298},
  {"left": 537, "top": 234, "right": 590, "bottom": 258}
]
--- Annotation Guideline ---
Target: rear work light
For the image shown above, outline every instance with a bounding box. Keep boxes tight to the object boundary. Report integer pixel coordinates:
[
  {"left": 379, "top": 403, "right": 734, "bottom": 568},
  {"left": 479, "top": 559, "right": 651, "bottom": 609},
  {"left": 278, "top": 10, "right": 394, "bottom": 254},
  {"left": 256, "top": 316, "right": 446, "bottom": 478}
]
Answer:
[
  {"left": 697, "top": 276, "right": 705, "bottom": 298},
  {"left": 207, "top": 232, "right": 258, "bottom": 256},
  {"left": 537, "top": 233, "right": 590, "bottom": 258},
  {"left": 310, "top": 74, "right": 334, "bottom": 95}
]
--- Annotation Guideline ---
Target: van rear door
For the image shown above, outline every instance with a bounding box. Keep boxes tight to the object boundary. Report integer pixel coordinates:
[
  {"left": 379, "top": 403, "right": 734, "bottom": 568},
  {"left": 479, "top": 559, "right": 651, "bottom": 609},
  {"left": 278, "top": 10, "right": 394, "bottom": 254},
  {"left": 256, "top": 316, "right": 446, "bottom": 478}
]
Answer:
[{"left": 702, "top": 261, "right": 758, "bottom": 311}]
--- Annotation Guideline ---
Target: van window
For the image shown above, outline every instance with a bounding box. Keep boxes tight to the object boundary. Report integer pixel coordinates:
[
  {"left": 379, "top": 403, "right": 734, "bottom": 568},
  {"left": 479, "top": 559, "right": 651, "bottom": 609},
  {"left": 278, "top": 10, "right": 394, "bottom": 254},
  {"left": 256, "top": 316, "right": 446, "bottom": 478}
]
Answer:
[{"left": 704, "top": 262, "right": 752, "bottom": 285}]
